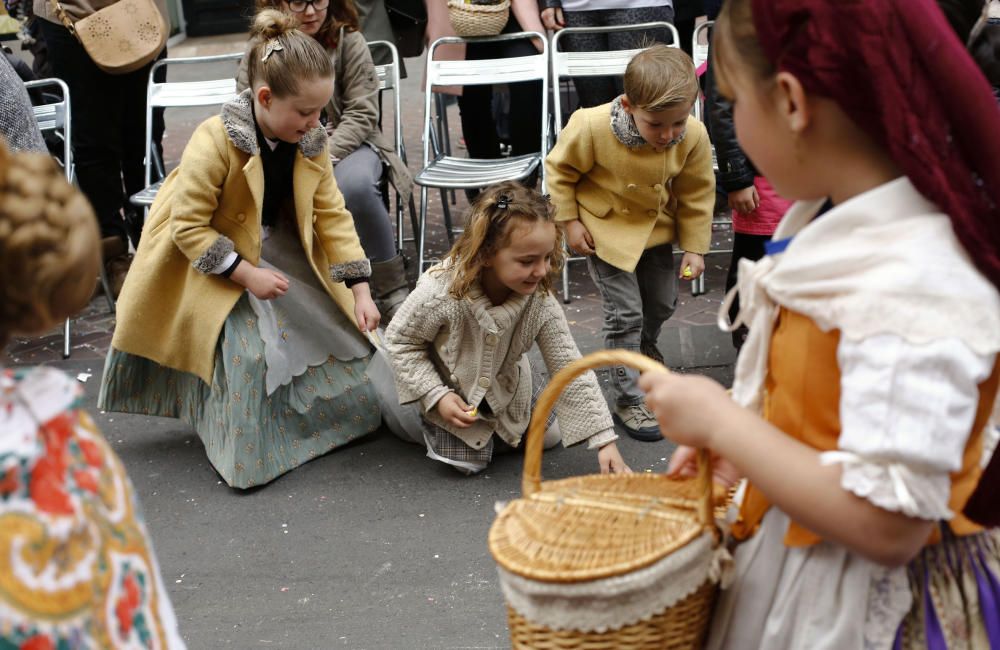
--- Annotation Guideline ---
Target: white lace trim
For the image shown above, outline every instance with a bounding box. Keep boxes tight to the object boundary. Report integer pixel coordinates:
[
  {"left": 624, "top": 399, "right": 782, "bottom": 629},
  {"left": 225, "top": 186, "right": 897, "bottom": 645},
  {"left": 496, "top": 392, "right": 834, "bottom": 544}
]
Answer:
[
  {"left": 821, "top": 451, "right": 953, "bottom": 520},
  {"left": 497, "top": 531, "right": 733, "bottom": 633},
  {"left": 725, "top": 178, "right": 1000, "bottom": 413}
]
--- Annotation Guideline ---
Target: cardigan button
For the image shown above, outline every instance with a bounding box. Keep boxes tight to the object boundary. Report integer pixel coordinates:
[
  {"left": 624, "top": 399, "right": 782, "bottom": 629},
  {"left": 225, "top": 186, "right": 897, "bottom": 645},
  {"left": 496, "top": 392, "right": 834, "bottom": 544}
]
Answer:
[
  {"left": 622, "top": 208, "right": 630, "bottom": 215},
  {"left": 478, "top": 377, "right": 491, "bottom": 389},
  {"left": 647, "top": 209, "right": 657, "bottom": 217},
  {"left": 486, "top": 334, "right": 498, "bottom": 345},
  {"left": 313, "top": 213, "right": 318, "bottom": 224},
  {"left": 626, "top": 183, "right": 637, "bottom": 190},
  {"left": 237, "top": 212, "right": 246, "bottom": 223},
  {"left": 653, "top": 183, "right": 663, "bottom": 192}
]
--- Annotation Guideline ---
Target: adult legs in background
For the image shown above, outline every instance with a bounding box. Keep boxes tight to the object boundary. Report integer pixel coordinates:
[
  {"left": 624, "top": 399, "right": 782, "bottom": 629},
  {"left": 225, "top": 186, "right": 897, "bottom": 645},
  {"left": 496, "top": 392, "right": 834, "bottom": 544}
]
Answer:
[
  {"left": 334, "top": 145, "right": 410, "bottom": 320},
  {"left": 39, "top": 20, "right": 158, "bottom": 246},
  {"left": 458, "top": 27, "right": 543, "bottom": 161},
  {"left": 725, "top": 233, "right": 769, "bottom": 350}
]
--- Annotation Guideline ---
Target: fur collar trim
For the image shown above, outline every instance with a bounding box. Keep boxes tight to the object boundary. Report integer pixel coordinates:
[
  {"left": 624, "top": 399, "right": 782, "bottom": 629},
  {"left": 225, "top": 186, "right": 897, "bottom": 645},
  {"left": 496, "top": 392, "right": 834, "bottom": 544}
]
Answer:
[
  {"left": 609, "top": 95, "right": 687, "bottom": 150},
  {"left": 221, "top": 89, "right": 328, "bottom": 159}
]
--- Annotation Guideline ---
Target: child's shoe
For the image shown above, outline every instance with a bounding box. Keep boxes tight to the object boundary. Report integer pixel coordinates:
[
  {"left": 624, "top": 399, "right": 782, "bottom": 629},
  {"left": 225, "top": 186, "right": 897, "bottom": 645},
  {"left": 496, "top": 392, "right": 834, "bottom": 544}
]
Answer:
[{"left": 613, "top": 403, "right": 662, "bottom": 442}]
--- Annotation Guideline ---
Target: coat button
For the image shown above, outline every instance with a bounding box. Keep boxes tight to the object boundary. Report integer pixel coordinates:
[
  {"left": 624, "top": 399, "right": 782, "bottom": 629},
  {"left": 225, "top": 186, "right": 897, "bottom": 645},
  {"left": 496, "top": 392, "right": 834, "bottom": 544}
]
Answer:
[
  {"left": 237, "top": 212, "right": 246, "bottom": 222},
  {"left": 478, "top": 377, "right": 491, "bottom": 389},
  {"left": 486, "top": 334, "right": 498, "bottom": 345},
  {"left": 647, "top": 209, "right": 657, "bottom": 217},
  {"left": 653, "top": 183, "right": 664, "bottom": 192},
  {"left": 626, "top": 183, "right": 637, "bottom": 190}
]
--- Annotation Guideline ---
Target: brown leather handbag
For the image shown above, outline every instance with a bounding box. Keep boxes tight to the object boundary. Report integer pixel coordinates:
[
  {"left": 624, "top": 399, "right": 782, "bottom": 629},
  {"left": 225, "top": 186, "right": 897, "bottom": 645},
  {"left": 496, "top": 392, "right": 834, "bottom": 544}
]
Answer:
[{"left": 49, "top": 0, "right": 166, "bottom": 74}]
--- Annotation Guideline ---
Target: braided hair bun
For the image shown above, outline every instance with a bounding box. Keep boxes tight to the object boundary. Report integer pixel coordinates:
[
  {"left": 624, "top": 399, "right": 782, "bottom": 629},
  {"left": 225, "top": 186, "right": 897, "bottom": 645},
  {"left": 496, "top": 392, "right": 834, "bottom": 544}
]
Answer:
[{"left": 0, "top": 139, "right": 100, "bottom": 345}]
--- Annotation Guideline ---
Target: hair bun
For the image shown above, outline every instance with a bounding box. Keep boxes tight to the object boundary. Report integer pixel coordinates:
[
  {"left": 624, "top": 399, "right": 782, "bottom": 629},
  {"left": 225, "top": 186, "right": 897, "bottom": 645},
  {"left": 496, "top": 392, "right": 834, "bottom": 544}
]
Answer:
[
  {"left": 0, "top": 138, "right": 101, "bottom": 342},
  {"left": 250, "top": 7, "right": 297, "bottom": 41}
]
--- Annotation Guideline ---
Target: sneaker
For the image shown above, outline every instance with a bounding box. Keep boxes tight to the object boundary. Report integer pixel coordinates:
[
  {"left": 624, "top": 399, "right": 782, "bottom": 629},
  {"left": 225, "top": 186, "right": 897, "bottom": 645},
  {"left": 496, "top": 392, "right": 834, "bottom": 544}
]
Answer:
[
  {"left": 612, "top": 403, "right": 662, "bottom": 442},
  {"left": 640, "top": 341, "right": 665, "bottom": 366}
]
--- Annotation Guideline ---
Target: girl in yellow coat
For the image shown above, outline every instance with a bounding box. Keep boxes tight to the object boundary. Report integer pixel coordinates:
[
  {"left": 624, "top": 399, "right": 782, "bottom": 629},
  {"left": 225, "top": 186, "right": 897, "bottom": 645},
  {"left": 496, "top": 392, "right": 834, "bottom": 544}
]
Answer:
[{"left": 99, "top": 10, "right": 381, "bottom": 489}]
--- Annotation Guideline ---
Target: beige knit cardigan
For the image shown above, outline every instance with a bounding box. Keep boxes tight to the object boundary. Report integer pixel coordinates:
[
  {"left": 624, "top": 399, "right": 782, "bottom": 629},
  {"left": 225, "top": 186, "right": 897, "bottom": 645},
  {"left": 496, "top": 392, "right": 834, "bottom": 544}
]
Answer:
[{"left": 385, "top": 264, "right": 617, "bottom": 450}]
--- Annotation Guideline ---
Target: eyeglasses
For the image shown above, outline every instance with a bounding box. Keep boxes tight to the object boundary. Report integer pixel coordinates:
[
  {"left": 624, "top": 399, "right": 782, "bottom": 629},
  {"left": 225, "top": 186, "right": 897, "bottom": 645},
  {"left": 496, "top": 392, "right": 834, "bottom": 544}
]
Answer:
[{"left": 287, "top": 0, "right": 329, "bottom": 13}]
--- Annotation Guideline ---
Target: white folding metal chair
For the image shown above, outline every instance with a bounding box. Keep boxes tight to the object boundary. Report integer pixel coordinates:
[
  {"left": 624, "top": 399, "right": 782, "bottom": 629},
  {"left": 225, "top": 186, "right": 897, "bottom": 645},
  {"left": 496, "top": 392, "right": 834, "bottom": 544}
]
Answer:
[
  {"left": 690, "top": 20, "right": 727, "bottom": 296},
  {"left": 550, "top": 23, "right": 679, "bottom": 303},
  {"left": 25, "top": 78, "right": 114, "bottom": 359},
  {"left": 130, "top": 53, "right": 244, "bottom": 208},
  {"left": 692, "top": 20, "right": 713, "bottom": 122},
  {"left": 415, "top": 32, "right": 550, "bottom": 272},
  {"left": 368, "top": 39, "right": 419, "bottom": 255}
]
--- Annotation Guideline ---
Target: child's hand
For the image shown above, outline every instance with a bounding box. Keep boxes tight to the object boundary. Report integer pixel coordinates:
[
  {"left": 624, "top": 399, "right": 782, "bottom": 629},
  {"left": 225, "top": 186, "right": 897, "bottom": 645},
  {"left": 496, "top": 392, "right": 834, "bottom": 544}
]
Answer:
[
  {"left": 728, "top": 185, "right": 760, "bottom": 215},
  {"left": 598, "top": 442, "right": 632, "bottom": 474},
  {"left": 436, "top": 392, "right": 477, "bottom": 429},
  {"left": 351, "top": 283, "right": 381, "bottom": 332},
  {"left": 638, "top": 370, "right": 733, "bottom": 450},
  {"left": 678, "top": 252, "right": 705, "bottom": 280},
  {"left": 666, "top": 444, "right": 742, "bottom": 489},
  {"left": 241, "top": 265, "right": 289, "bottom": 300},
  {"left": 566, "top": 220, "right": 595, "bottom": 256}
]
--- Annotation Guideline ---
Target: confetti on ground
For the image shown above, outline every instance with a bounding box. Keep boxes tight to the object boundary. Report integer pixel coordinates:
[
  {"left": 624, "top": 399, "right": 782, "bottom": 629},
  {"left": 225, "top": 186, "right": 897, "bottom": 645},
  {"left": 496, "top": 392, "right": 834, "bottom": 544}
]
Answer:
[
  {"left": 76, "top": 373, "right": 91, "bottom": 382},
  {"left": 280, "top": 587, "right": 289, "bottom": 592}
]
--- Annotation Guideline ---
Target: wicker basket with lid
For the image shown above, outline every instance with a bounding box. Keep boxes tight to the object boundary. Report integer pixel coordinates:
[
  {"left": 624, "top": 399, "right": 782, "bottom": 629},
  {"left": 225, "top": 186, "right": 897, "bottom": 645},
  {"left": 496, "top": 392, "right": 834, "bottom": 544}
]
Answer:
[{"left": 489, "top": 350, "right": 731, "bottom": 649}]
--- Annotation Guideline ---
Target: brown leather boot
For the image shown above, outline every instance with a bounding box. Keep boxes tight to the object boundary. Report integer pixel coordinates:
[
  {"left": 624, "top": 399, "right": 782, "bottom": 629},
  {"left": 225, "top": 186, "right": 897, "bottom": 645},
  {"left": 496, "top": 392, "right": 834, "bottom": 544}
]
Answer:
[{"left": 369, "top": 254, "right": 410, "bottom": 324}]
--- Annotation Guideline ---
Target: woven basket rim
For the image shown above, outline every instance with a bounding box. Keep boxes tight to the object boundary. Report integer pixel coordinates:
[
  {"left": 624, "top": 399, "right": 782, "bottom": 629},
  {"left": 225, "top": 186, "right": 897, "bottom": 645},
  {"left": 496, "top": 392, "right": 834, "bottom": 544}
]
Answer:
[
  {"left": 489, "top": 474, "right": 708, "bottom": 582},
  {"left": 446, "top": 0, "right": 510, "bottom": 11},
  {"left": 489, "top": 351, "right": 719, "bottom": 584}
]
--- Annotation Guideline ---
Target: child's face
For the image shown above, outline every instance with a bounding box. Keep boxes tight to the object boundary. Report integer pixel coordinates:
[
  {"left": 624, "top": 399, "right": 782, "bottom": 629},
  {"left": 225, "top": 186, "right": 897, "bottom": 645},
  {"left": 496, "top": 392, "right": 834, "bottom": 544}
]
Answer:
[
  {"left": 483, "top": 220, "right": 556, "bottom": 297},
  {"left": 726, "top": 67, "right": 810, "bottom": 201},
  {"left": 622, "top": 99, "right": 693, "bottom": 152},
  {"left": 254, "top": 77, "right": 334, "bottom": 143}
]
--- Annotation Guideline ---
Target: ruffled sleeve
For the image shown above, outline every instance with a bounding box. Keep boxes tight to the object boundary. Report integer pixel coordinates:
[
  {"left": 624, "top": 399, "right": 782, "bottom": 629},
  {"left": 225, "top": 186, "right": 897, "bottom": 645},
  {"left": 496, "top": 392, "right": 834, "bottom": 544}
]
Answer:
[{"left": 820, "top": 334, "right": 995, "bottom": 520}]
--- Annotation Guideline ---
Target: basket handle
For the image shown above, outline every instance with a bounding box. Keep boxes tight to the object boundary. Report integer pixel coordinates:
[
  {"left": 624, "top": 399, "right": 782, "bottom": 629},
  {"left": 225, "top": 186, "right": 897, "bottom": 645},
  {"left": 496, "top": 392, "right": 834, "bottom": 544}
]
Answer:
[{"left": 521, "top": 349, "right": 715, "bottom": 531}]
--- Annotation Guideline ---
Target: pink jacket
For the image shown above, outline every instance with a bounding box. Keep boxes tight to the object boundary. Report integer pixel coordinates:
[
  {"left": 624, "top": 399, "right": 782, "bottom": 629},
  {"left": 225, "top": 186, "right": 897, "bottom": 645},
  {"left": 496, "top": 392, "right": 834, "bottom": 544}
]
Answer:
[{"left": 732, "top": 176, "right": 792, "bottom": 236}]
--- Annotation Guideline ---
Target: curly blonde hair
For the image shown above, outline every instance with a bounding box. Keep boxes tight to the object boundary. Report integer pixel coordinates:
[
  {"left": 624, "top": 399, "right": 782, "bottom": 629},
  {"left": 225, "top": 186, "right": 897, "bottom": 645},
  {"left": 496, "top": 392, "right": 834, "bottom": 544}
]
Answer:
[
  {"left": 440, "top": 181, "right": 565, "bottom": 300},
  {"left": 0, "top": 139, "right": 100, "bottom": 348}
]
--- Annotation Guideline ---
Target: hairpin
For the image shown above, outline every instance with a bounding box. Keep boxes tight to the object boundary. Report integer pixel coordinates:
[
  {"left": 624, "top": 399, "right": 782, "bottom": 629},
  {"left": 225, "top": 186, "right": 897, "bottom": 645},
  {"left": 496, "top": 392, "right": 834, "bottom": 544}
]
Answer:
[
  {"left": 262, "top": 38, "right": 284, "bottom": 62},
  {"left": 496, "top": 194, "right": 510, "bottom": 210}
]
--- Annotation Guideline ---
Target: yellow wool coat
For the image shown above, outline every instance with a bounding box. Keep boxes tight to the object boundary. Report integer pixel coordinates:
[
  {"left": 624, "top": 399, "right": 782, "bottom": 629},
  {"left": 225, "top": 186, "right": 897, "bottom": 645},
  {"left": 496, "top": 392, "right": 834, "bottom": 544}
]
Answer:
[
  {"left": 545, "top": 103, "right": 715, "bottom": 272},
  {"left": 111, "top": 92, "right": 370, "bottom": 384}
]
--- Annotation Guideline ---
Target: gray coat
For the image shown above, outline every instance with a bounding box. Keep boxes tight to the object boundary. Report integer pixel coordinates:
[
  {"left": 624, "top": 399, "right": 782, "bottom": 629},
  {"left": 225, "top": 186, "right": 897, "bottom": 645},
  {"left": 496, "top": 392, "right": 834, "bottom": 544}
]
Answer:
[
  {"left": 237, "top": 28, "right": 413, "bottom": 203},
  {"left": 0, "top": 55, "right": 45, "bottom": 153}
]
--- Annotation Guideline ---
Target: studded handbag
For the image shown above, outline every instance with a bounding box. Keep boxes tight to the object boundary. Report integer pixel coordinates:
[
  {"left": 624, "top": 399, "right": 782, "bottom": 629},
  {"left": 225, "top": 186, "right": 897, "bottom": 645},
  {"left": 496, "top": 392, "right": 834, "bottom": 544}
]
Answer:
[{"left": 49, "top": 0, "right": 166, "bottom": 74}]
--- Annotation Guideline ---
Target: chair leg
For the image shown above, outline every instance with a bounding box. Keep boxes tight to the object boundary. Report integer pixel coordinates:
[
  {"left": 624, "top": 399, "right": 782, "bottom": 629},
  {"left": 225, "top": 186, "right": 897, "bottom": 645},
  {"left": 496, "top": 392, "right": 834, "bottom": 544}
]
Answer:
[
  {"left": 418, "top": 185, "right": 429, "bottom": 273},
  {"left": 440, "top": 189, "right": 455, "bottom": 245},
  {"left": 408, "top": 194, "right": 419, "bottom": 249},
  {"left": 99, "top": 263, "right": 116, "bottom": 313},
  {"left": 63, "top": 318, "right": 71, "bottom": 359},
  {"left": 562, "top": 260, "right": 571, "bottom": 304},
  {"left": 394, "top": 190, "right": 404, "bottom": 256}
]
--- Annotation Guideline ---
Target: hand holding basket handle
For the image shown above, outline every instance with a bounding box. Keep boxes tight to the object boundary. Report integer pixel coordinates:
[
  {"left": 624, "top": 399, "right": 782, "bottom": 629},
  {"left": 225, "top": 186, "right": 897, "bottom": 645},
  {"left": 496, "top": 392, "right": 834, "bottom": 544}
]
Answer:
[{"left": 521, "top": 349, "right": 715, "bottom": 532}]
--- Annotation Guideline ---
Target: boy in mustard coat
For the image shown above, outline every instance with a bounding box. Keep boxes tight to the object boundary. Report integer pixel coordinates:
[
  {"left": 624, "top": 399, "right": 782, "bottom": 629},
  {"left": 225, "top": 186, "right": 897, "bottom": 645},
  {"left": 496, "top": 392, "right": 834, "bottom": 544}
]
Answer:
[{"left": 545, "top": 44, "right": 715, "bottom": 441}]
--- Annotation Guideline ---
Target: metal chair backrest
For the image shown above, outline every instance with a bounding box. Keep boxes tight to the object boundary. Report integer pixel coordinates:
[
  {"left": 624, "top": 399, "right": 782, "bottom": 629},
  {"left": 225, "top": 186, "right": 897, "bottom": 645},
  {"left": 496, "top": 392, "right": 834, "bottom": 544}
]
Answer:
[
  {"left": 423, "top": 33, "right": 550, "bottom": 172},
  {"left": 692, "top": 21, "right": 713, "bottom": 121},
  {"left": 143, "top": 53, "right": 244, "bottom": 189},
  {"left": 367, "top": 39, "right": 407, "bottom": 165},
  {"left": 23, "top": 78, "right": 72, "bottom": 182},
  {"left": 550, "top": 22, "right": 680, "bottom": 135}
]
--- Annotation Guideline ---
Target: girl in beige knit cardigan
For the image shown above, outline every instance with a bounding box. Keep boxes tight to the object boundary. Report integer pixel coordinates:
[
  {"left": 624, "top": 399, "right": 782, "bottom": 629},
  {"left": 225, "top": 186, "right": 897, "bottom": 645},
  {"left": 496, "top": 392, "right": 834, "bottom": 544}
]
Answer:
[{"left": 384, "top": 182, "right": 630, "bottom": 475}]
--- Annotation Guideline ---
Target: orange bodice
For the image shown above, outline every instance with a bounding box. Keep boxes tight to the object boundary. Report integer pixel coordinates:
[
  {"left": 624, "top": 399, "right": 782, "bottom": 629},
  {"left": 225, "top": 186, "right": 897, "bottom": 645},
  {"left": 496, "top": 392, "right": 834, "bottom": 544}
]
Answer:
[{"left": 731, "top": 309, "right": 1000, "bottom": 547}]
